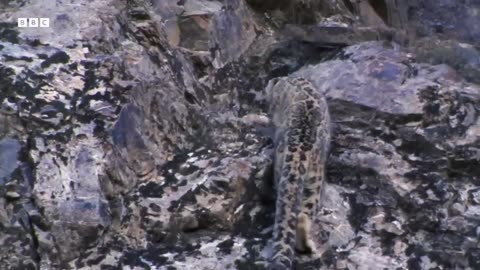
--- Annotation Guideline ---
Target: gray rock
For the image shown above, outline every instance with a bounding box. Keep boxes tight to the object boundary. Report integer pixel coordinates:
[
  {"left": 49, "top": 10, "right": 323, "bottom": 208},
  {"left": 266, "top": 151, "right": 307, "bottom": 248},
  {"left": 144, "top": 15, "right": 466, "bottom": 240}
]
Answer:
[
  {"left": 411, "top": 38, "right": 480, "bottom": 84},
  {"left": 0, "top": 138, "right": 20, "bottom": 185},
  {"left": 407, "top": 0, "right": 480, "bottom": 46},
  {"left": 1, "top": 0, "right": 480, "bottom": 269}
]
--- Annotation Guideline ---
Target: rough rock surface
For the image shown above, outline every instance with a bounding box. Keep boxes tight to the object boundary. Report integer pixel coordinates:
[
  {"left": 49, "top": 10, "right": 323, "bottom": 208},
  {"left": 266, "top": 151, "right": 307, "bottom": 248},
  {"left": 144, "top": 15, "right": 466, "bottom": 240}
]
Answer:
[{"left": 0, "top": 0, "right": 479, "bottom": 269}]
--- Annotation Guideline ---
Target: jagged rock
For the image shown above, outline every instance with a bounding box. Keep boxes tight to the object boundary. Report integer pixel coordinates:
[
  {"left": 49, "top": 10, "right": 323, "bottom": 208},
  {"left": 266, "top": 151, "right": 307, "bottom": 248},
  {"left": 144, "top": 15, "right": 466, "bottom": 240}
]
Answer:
[
  {"left": 0, "top": 138, "right": 20, "bottom": 185},
  {"left": 5, "top": 191, "right": 21, "bottom": 200},
  {"left": 294, "top": 41, "right": 480, "bottom": 268},
  {"left": 411, "top": 38, "right": 480, "bottom": 84},
  {"left": 407, "top": 0, "right": 480, "bottom": 46},
  {"left": 283, "top": 24, "right": 395, "bottom": 47},
  {"left": 0, "top": 0, "right": 480, "bottom": 270},
  {"left": 152, "top": 0, "right": 256, "bottom": 68}
]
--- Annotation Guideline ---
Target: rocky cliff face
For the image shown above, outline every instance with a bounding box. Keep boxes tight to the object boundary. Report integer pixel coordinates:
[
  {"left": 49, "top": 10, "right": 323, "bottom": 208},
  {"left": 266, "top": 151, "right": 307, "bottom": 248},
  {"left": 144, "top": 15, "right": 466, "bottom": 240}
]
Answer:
[{"left": 0, "top": 0, "right": 479, "bottom": 269}]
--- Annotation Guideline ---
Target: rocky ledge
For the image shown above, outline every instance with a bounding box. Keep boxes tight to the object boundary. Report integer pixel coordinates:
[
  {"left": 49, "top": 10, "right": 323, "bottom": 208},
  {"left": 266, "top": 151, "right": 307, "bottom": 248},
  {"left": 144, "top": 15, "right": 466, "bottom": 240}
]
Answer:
[{"left": 0, "top": 0, "right": 479, "bottom": 269}]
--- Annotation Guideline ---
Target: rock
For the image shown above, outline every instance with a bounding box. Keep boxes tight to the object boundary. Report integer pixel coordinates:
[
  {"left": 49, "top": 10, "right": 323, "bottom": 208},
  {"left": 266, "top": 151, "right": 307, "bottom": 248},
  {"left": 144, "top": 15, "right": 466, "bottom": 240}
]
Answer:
[
  {"left": 5, "top": 191, "right": 21, "bottom": 200},
  {"left": 33, "top": 141, "right": 111, "bottom": 263},
  {"left": 151, "top": 0, "right": 256, "bottom": 68},
  {"left": 406, "top": 0, "right": 480, "bottom": 46},
  {"left": 0, "top": 138, "right": 21, "bottom": 185},
  {"left": 293, "top": 41, "right": 480, "bottom": 269},
  {"left": 0, "top": 0, "right": 480, "bottom": 269},
  {"left": 284, "top": 23, "right": 396, "bottom": 48},
  {"left": 411, "top": 38, "right": 480, "bottom": 84}
]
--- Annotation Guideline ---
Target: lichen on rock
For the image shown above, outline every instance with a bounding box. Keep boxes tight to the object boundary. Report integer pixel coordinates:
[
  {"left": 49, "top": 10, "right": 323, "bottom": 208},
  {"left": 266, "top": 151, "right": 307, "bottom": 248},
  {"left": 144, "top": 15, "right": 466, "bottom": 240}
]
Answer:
[{"left": 0, "top": 0, "right": 479, "bottom": 269}]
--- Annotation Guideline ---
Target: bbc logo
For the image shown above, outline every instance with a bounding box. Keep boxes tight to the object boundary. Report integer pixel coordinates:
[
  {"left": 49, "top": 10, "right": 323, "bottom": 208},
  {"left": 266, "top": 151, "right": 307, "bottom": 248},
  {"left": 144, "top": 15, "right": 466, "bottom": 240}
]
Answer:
[{"left": 18, "top": 18, "right": 50, "bottom": 28}]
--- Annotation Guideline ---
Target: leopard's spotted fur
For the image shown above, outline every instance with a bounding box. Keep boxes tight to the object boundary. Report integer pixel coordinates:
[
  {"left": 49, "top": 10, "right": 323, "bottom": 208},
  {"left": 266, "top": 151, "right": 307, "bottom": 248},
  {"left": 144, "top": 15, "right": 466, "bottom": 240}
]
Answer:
[{"left": 265, "top": 77, "right": 331, "bottom": 270}]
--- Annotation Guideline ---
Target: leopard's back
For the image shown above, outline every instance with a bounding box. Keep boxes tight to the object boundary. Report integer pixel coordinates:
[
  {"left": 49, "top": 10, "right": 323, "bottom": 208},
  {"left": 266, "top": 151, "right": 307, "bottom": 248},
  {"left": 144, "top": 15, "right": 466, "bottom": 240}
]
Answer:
[{"left": 266, "top": 77, "right": 330, "bottom": 269}]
